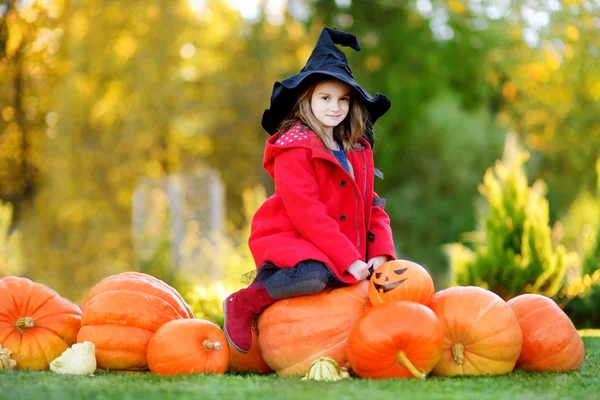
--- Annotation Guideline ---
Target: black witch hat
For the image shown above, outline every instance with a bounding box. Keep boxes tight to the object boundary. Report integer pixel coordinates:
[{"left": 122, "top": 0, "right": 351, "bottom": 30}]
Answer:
[{"left": 261, "top": 27, "right": 391, "bottom": 147}]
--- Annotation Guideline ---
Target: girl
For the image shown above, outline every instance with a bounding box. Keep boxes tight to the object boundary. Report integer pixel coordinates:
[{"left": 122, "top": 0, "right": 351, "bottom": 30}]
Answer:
[{"left": 223, "top": 27, "right": 396, "bottom": 353}]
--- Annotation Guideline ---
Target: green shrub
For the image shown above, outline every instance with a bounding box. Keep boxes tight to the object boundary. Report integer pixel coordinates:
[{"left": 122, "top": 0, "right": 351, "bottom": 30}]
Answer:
[
  {"left": 559, "top": 159, "right": 600, "bottom": 328},
  {"left": 446, "top": 135, "right": 578, "bottom": 300}
]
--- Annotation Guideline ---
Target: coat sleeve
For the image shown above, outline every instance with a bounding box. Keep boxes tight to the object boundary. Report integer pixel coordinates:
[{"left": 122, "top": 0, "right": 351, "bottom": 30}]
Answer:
[
  {"left": 273, "top": 148, "right": 361, "bottom": 274},
  {"left": 367, "top": 192, "right": 396, "bottom": 261}
]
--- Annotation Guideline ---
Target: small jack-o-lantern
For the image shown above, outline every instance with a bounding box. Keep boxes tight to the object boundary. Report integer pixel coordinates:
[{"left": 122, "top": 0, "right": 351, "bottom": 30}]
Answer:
[{"left": 368, "top": 260, "right": 434, "bottom": 306}]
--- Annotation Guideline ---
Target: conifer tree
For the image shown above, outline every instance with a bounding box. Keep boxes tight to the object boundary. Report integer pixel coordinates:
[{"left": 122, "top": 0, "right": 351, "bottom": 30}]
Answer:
[{"left": 447, "top": 134, "right": 577, "bottom": 300}]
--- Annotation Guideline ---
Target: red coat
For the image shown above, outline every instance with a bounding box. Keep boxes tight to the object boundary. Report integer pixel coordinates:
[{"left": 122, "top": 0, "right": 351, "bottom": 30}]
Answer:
[{"left": 248, "top": 122, "right": 396, "bottom": 284}]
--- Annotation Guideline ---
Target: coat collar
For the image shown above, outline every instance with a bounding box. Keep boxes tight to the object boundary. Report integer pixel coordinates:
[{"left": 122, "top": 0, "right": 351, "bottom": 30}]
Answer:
[{"left": 263, "top": 121, "right": 371, "bottom": 178}]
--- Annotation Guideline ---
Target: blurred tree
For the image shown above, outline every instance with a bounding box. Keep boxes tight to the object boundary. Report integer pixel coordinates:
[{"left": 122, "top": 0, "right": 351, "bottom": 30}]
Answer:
[
  {"left": 1, "top": 0, "right": 313, "bottom": 300},
  {"left": 0, "top": 0, "right": 59, "bottom": 224},
  {"left": 480, "top": 0, "right": 600, "bottom": 220}
]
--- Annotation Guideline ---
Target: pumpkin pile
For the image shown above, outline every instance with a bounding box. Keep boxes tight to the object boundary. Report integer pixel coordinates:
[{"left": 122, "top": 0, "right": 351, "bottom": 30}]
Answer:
[
  {"left": 0, "top": 272, "right": 231, "bottom": 375},
  {"left": 244, "top": 259, "right": 584, "bottom": 379},
  {"left": 0, "top": 259, "right": 585, "bottom": 378},
  {"left": 77, "top": 272, "right": 196, "bottom": 371}
]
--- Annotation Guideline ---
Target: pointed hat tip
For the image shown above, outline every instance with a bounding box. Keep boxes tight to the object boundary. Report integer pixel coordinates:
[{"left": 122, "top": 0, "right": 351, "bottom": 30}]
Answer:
[{"left": 320, "top": 27, "right": 361, "bottom": 52}]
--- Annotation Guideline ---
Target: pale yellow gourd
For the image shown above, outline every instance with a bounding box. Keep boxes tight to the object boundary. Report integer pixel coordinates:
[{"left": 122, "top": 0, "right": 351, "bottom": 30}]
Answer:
[
  {"left": 0, "top": 344, "right": 17, "bottom": 370},
  {"left": 50, "top": 341, "right": 97, "bottom": 375},
  {"left": 301, "top": 357, "right": 351, "bottom": 381}
]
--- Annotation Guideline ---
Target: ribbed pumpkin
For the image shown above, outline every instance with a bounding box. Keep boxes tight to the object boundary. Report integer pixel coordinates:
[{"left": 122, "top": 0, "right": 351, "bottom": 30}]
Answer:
[
  {"left": 368, "top": 260, "right": 434, "bottom": 306},
  {"left": 347, "top": 301, "right": 444, "bottom": 379},
  {"left": 507, "top": 294, "right": 584, "bottom": 371},
  {"left": 229, "top": 328, "right": 272, "bottom": 373},
  {"left": 429, "top": 286, "right": 523, "bottom": 376},
  {"left": 258, "top": 281, "right": 368, "bottom": 377},
  {"left": 77, "top": 272, "right": 193, "bottom": 371},
  {"left": 147, "top": 319, "right": 229, "bottom": 375},
  {"left": 0, "top": 276, "right": 81, "bottom": 370}
]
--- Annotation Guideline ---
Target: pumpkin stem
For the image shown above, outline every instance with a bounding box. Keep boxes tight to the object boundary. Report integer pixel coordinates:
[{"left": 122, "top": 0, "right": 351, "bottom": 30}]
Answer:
[
  {"left": 452, "top": 343, "right": 464, "bottom": 365},
  {"left": 397, "top": 351, "right": 426, "bottom": 379},
  {"left": 203, "top": 339, "right": 222, "bottom": 351},
  {"left": 15, "top": 317, "right": 34, "bottom": 333}
]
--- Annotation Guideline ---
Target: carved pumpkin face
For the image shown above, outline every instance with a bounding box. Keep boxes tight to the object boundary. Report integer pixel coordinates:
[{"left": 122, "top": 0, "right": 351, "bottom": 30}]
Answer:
[{"left": 368, "top": 260, "right": 434, "bottom": 306}]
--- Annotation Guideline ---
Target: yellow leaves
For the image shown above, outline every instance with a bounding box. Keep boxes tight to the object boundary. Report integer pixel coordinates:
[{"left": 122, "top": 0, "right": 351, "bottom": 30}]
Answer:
[
  {"left": 1, "top": 107, "right": 15, "bottom": 122},
  {"left": 116, "top": 188, "right": 131, "bottom": 208},
  {"left": 0, "top": 201, "right": 23, "bottom": 277},
  {"left": 145, "top": 161, "right": 164, "bottom": 178},
  {"left": 565, "top": 25, "right": 579, "bottom": 42},
  {"left": 114, "top": 34, "right": 137, "bottom": 61},
  {"left": 597, "top": 158, "right": 600, "bottom": 190},
  {"left": 38, "top": 0, "right": 64, "bottom": 19},
  {"left": 296, "top": 44, "right": 313, "bottom": 65},
  {"left": 544, "top": 47, "right": 562, "bottom": 72},
  {"left": 0, "top": 123, "right": 24, "bottom": 164},
  {"left": 365, "top": 55, "right": 382, "bottom": 72},
  {"left": 74, "top": 73, "right": 96, "bottom": 96},
  {"left": 165, "top": 145, "right": 181, "bottom": 170},
  {"left": 561, "top": 270, "right": 600, "bottom": 298},
  {"left": 180, "top": 65, "right": 199, "bottom": 81},
  {"left": 90, "top": 80, "right": 126, "bottom": 127},
  {"left": 589, "top": 79, "right": 600, "bottom": 102},
  {"left": 563, "top": 44, "right": 574, "bottom": 60},
  {"left": 286, "top": 20, "right": 306, "bottom": 43},
  {"left": 20, "top": 6, "right": 40, "bottom": 24},
  {"left": 524, "top": 62, "right": 550, "bottom": 83},
  {"left": 6, "top": 11, "right": 24, "bottom": 59},
  {"left": 32, "top": 27, "right": 63, "bottom": 54},
  {"left": 447, "top": 0, "right": 466, "bottom": 15},
  {"left": 146, "top": 4, "right": 161, "bottom": 22},
  {"left": 526, "top": 133, "right": 550, "bottom": 152},
  {"left": 70, "top": 12, "right": 89, "bottom": 41},
  {"left": 502, "top": 82, "right": 517, "bottom": 101},
  {"left": 57, "top": 201, "right": 86, "bottom": 227}
]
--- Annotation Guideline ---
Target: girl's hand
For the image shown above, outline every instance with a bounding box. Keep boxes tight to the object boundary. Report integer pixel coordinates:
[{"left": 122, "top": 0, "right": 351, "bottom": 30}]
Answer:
[
  {"left": 347, "top": 260, "right": 370, "bottom": 281},
  {"left": 367, "top": 255, "right": 388, "bottom": 273}
]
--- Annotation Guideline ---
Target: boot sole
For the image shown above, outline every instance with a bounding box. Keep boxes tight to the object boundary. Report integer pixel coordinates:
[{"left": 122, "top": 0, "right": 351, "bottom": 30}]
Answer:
[{"left": 222, "top": 298, "right": 250, "bottom": 354}]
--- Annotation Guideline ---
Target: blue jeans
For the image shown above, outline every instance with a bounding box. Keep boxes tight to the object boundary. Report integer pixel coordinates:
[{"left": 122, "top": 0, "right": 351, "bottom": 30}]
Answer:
[{"left": 258, "top": 260, "right": 344, "bottom": 299}]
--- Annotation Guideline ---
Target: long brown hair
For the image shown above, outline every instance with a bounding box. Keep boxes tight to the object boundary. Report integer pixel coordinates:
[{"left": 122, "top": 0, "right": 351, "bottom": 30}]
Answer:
[{"left": 278, "top": 77, "right": 372, "bottom": 151}]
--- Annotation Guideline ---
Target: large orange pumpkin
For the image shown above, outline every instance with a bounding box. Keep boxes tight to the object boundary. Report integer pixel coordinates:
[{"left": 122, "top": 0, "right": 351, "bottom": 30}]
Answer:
[
  {"left": 429, "top": 286, "right": 523, "bottom": 376},
  {"left": 0, "top": 276, "right": 81, "bottom": 370},
  {"left": 258, "top": 281, "right": 369, "bottom": 377},
  {"left": 368, "top": 260, "right": 434, "bottom": 306},
  {"left": 507, "top": 294, "right": 584, "bottom": 371},
  {"left": 147, "top": 319, "right": 229, "bottom": 375},
  {"left": 229, "top": 328, "right": 272, "bottom": 373},
  {"left": 77, "top": 272, "right": 193, "bottom": 371},
  {"left": 347, "top": 301, "right": 444, "bottom": 379}
]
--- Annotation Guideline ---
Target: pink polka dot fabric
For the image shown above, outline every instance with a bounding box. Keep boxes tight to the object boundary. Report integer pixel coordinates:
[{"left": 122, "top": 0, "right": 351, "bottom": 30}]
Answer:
[{"left": 275, "top": 124, "right": 310, "bottom": 146}]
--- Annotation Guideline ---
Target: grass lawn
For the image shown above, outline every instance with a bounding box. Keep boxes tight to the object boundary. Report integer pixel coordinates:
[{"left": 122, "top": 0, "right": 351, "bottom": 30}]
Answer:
[{"left": 1, "top": 333, "right": 599, "bottom": 400}]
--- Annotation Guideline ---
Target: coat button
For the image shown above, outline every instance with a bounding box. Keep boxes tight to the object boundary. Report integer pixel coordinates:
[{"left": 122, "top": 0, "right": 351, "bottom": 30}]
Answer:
[
  {"left": 340, "top": 214, "right": 346, "bottom": 221},
  {"left": 340, "top": 180, "right": 346, "bottom": 187}
]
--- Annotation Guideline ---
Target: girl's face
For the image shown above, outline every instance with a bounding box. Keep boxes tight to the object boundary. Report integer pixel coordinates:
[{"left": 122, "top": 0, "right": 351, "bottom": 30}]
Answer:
[{"left": 310, "top": 80, "right": 351, "bottom": 135}]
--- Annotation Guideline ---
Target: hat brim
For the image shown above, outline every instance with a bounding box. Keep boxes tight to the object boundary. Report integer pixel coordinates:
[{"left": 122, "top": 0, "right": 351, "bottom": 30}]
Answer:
[{"left": 261, "top": 71, "right": 391, "bottom": 136}]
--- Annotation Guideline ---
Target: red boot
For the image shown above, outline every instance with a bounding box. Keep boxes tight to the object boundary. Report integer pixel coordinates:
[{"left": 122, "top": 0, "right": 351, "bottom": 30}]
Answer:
[{"left": 223, "top": 284, "right": 276, "bottom": 353}]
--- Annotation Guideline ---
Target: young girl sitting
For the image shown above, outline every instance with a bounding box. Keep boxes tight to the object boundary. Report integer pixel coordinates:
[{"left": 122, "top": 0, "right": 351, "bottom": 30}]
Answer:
[{"left": 223, "top": 27, "right": 396, "bottom": 353}]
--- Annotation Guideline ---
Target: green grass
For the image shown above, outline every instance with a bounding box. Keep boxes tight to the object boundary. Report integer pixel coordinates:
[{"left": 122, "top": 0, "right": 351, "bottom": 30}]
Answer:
[{"left": 2, "top": 334, "right": 599, "bottom": 400}]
